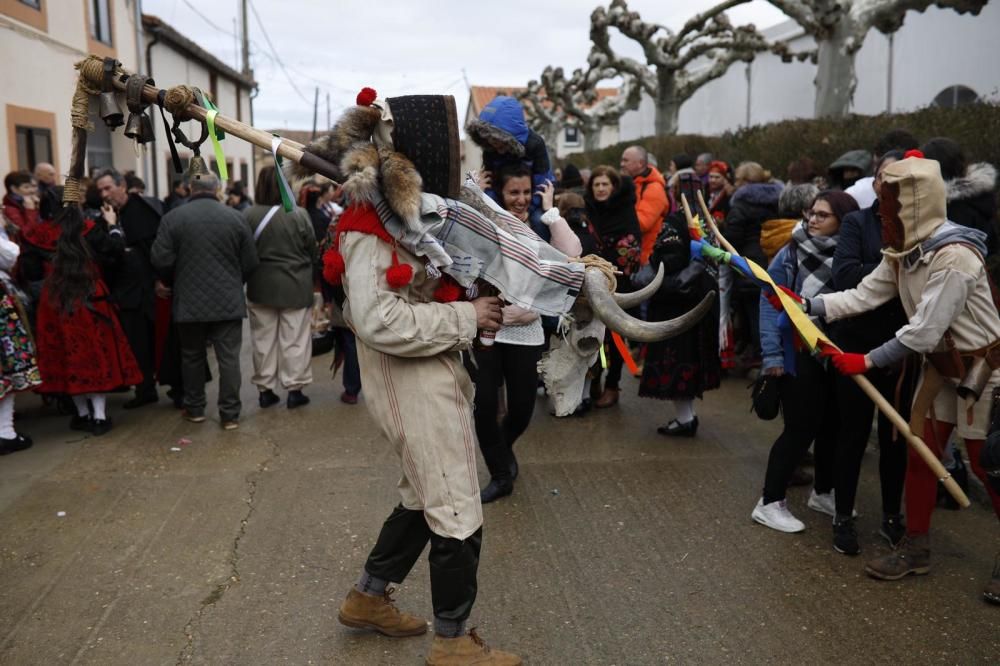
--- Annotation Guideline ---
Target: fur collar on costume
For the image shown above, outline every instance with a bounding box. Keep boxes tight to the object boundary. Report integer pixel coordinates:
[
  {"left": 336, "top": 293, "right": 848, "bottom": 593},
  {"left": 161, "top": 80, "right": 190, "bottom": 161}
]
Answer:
[
  {"left": 946, "top": 162, "right": 997, "bottom": 202},
  {"left": 285, "top": 98, "right": 426, "bottom": 229}
]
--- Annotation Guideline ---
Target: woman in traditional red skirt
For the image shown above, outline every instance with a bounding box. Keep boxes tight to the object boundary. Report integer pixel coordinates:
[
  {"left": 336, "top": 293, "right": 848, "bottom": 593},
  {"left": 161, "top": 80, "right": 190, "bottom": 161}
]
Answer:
[{"left": 20, "top": 203, "right": 142, "bottom": 436}]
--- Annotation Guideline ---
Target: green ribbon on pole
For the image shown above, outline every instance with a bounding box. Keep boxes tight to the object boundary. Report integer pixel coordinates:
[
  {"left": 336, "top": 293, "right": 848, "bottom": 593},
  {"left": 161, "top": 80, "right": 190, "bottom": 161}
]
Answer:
[
  {"left": 201, "top": 95, "right": 225, "bottom": 139},
  {"left": 204, "top": 110, "right": 228, "bottom": 182},
  {"left": 271, "top": 135, "right": 295, "bottom": 212}
]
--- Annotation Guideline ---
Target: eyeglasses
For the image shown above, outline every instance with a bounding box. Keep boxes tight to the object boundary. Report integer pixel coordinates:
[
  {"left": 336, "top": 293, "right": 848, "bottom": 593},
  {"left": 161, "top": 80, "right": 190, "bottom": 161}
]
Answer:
[{"left": 807, "top": 210, "right": 834, "bottom": 221}]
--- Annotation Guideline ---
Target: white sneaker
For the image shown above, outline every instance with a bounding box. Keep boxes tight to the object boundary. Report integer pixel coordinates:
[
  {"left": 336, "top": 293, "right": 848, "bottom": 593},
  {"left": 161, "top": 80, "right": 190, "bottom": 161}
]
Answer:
[
  {"left": 752, "top": 498, "right": 805, "bottom": 533},
  {"left": 807, "top": 490, "right": 858, "bottom": 518},
  {"left": 807, "top": 490, "right": 836, "bottom": 517}
]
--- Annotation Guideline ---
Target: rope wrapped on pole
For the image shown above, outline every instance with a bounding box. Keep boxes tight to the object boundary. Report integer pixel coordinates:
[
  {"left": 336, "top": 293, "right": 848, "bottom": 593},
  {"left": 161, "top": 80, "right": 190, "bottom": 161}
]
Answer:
[{"left": 74, "top": 55, "right": 343, "bottom": 185}]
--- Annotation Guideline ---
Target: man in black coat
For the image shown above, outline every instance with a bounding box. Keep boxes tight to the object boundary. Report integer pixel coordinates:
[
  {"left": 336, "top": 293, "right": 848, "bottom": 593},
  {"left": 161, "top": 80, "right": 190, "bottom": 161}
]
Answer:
[
  {"left": 96, "top": 168, "right": 164, "bottom": 409},
  {"left": 151, "top": 173, "right": 258, "bottom": 429}
]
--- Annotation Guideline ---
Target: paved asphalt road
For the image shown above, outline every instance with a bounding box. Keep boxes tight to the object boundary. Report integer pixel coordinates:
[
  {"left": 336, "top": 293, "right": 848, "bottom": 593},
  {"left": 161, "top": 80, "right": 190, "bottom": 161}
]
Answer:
[{"left": 0, "top": 342, "right": 997, "bottom": 665}]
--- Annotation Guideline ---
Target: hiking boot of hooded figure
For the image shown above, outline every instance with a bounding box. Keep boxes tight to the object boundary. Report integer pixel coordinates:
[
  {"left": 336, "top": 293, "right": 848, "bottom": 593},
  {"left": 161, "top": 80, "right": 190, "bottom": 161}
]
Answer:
[
  {"left": 985, "top": 553, "right": 1000, "bottom": 606},
  {"left": 425, "top": 629, "right": 522, "bottom": 666},
  {"left": 337, "top": 587, "right": 427, "bottom": 637},
  {"left": 865, "top": 534, "right": 931, "bottom": 580}
]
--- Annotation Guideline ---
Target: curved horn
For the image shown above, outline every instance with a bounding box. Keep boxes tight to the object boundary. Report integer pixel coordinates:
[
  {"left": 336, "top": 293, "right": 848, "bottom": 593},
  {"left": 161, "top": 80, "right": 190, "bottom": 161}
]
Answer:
[
  {"left": 613, "top": 263, "right": 664, "bottom": 309},
  {"left": 583, "top": 267, "right": 715, "bottom": 343}
]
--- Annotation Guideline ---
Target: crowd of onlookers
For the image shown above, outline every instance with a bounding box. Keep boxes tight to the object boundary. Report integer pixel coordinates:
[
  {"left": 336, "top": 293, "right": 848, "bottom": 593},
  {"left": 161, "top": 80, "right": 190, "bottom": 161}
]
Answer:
[
  {"left": 532, "top": 126, "right": 997, "bottom": 605},
  {"left": 0, "top": 162, "right": 359, "bottom": 444},
  {"left": 2, "top": 117, "right": 998, "bottom": 604}
]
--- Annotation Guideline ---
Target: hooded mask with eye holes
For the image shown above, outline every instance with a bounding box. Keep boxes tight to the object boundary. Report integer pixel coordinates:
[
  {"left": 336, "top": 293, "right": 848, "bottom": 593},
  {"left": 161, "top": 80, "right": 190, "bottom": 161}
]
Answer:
[{"left": 878, "top": 157, "right": 948, "bottom": 257}]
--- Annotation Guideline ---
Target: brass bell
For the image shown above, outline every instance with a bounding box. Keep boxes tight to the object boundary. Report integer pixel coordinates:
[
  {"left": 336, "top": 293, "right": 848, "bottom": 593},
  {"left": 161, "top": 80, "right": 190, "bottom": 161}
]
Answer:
[
  {"left": 123, "top": 112, "right": 142, "bottom": 140},
  {"left": 186, "top": 154, "right": 210, "bottom": 179},
  {"left": 100, "top": 92, "right": 124, "bottom": 129},
  {"left": 136, "top": 112, "right": 155, "bottom": 144},
  {"left": 123, "top": 111, "right": 154, "bottom": 143}
]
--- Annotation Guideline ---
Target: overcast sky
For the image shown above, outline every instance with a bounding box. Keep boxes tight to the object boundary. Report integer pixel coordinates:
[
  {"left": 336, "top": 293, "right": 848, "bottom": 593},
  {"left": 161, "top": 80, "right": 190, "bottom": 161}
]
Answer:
[{"left": 141, "top": 0, "right": 789, "bottom": 130}]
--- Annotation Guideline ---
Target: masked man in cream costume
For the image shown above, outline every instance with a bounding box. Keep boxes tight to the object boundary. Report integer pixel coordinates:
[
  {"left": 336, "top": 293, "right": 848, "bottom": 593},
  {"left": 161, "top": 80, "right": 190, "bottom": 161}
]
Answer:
[{"left": 294, "top": 86, "right": 713, "bottom": 662}]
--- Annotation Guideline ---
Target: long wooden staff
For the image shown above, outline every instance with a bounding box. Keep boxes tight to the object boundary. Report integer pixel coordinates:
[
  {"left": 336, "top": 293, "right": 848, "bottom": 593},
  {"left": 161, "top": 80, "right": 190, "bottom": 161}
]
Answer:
[
  {"left": 688, "top": 190, "right": 969, "bottom": 508},
  {"left": 74, "top": 56, "right": 340, "bottom": 183}
]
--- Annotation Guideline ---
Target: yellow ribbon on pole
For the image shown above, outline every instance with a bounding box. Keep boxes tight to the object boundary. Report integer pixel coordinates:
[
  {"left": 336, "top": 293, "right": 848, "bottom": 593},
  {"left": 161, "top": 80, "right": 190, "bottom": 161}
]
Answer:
[{"left": 686, "top": 190, "right": 970, "bottom": 508}]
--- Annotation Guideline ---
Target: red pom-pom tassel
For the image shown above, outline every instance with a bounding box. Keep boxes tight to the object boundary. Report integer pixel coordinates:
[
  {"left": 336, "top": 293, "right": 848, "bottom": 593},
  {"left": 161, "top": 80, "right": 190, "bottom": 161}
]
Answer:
[
  {"left": 385, "top": 249, "right": 413, "bottom": 288},
  {"left": 322, "top": 247, "right": 346, "bottom": 285},
  {"left": 904, "top": 149, "right": 924, "bottom": 160},
  {"left": 356, "top": 87, "right": 377, "bottom": 106},
  {"left": 433, "top": 276, "right": 463, "bottom": 303}
]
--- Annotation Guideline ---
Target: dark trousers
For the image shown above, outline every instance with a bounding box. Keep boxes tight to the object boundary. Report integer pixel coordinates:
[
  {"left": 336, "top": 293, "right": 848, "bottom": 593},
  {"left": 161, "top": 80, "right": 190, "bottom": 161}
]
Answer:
[
  {"left": 119, "top": 309, "right": 157, "bottom": 397},
  {"left": 365, "top": 505, "right": 481, "bottom": 622},
  {"left": 833, "top": 361, "right": 915, "bottom": 517},
  {"left": 762, "top": 352, "right": 837, "bottom": 503},
  {"left": 177, "top": 320, "right": 243, "bottom": 421},
  {"left": 338, "top": 328, "right": 361, "bottom": 396},
  {"left": 472, "top": 342, "right": 542, "bottom": 482},
  {"left": 736, "top": 285, "right": 761, "bottom": 359}
]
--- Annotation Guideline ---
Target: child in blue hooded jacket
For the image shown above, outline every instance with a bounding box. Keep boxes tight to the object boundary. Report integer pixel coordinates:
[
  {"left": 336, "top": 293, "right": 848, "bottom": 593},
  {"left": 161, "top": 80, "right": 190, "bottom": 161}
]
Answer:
[{"left": 467, "top": 96, "right": 555, "bottom": 240}]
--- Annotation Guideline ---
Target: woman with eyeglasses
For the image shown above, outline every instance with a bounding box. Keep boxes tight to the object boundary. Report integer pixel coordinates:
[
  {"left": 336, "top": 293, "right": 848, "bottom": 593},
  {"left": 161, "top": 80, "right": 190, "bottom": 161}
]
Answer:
[
  {"left": 751, "top": 190, "right": 859, "bottom": 535},
  {"left": 826, "top": 150, "right": 915, "bottom": 555}
]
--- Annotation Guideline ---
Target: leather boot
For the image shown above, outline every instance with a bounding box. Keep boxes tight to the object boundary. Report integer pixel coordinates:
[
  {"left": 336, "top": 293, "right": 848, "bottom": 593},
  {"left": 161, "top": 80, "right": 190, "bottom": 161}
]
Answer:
[
  {"left": 337, "top": 587, "right": 428, "bottom": 637},
  {"left": 985, "top": 552, "right": 1000, "bottom": 605},
  {"left": 425, "top": 629, "right": 522, "bottom": 665},
  {"left": 595, "top": 387, "right": 619, "bottom": 408},
  {"left": 864, "top": 533, "right": 931, "bottom": 580}
]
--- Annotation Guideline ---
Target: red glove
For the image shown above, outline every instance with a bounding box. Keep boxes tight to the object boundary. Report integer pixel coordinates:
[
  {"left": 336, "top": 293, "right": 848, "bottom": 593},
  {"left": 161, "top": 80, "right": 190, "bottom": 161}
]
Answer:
[
  {"left": 765, "top": 285, "right": 804, "bottom": 312},
  {"left": 819, "top": 344, "right": 869, "bottom": 375}
]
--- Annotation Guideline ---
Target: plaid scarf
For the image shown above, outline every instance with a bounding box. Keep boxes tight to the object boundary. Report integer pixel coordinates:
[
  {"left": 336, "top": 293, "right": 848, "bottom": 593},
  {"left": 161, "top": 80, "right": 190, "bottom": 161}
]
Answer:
[
  {"left": 372, "top": 181, "right": 585, "bottom": 317},
  {"left": 790, "top": 222, "right": 838, "bottom": 300}
]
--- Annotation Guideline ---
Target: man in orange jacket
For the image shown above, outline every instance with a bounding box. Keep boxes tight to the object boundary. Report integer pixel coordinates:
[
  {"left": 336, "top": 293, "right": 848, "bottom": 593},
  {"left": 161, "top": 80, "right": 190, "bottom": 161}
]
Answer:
[{"left": 621, "top": 146, "right": 669, "bottom": 265}]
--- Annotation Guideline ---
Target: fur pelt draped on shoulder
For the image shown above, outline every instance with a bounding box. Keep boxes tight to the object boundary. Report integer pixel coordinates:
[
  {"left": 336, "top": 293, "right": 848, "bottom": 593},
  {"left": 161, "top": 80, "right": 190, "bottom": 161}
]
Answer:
[
  {"left": 466, "top": 119, "right": 525, "bottom": 157},
  {"left": 339, "top": 143, "right": 380, "bottom": 205},
  {"left": 379, "top": 149, "right": 422, "bottom": 226},
  {"left": 285, "top": 105, "right": 382, "bottom": 182}
]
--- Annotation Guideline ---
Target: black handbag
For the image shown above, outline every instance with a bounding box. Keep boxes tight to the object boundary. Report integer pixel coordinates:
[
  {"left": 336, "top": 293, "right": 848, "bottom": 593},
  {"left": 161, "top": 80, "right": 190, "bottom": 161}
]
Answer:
[
  {"left": 667, "top": 261, "right": 711, "bottom": 299},
  {"left": 750, "top": 373, "right": 781, "bottom": 421}
]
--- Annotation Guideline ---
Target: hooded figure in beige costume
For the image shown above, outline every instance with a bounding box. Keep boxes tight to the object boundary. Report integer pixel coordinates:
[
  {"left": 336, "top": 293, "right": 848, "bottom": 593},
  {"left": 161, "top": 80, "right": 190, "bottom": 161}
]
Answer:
[{"left": 805, "top": 153, "right": 1000, "bottom": 605}]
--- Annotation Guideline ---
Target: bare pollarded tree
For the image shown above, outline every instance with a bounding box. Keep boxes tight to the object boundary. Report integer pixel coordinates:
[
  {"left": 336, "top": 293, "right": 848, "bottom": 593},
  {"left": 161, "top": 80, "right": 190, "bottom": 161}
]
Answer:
[
  {"left": 589, "top": 0, "right": 776, "bottom": 135},
  {"left": 519, "top": 77, "right": 571, "bottom": 149},
  {"left": 767, "top": 0, "right": 988, "bottom": 118},
  {"left": 520, "top": 64, "right": 643, "bottom": 153}
]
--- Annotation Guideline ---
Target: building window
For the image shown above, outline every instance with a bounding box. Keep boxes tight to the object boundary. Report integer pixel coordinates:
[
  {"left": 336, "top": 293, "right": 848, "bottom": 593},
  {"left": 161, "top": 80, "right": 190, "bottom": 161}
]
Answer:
[
  {"left": 86, "top": 120, "right": 113, "bottom": 175},
  {"left": 240, "top": 161, "right": 248, "bottom": 187},
  {"left": 236, "top": 89, "right": 242, "bottom": 122},
  {"left": 167, "top": 156, "right": 190, "bottom": 181},
  {"left": 15, "top": 125, "right": 52, "bottom": 171},
  {"left": 89, "top": 0, "right": 111, "bottom": 44},
  {"left": 0, "top": 0, "right": 47, "bottom": 31},
  {"left": 212, "top": 159, "right": 233, "bottom": 180},
  {"left": 564, "top": 126, "right": 580, "bottom": 145},
  {"left": 210, "top": 73, "right": 219, "bottom": 106},
  {"left": 932, "top": 85, "right": 979, "bottom": 109}
]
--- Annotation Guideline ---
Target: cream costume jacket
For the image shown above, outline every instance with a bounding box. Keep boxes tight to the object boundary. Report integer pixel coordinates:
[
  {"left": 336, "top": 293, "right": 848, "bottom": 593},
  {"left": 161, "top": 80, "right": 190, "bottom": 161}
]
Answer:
[
  {"left": 341, "top": 230, "right": 483, "bottom": 539},
  {"left": 812, "top": 157, "right": 1000, "bottom": 438}
]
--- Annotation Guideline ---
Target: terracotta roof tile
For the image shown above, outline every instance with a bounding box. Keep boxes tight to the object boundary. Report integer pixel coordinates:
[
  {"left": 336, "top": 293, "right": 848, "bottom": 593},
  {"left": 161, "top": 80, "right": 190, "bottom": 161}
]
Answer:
[{"left": 469, "top": 85, "right": 618, "bottom": 115}]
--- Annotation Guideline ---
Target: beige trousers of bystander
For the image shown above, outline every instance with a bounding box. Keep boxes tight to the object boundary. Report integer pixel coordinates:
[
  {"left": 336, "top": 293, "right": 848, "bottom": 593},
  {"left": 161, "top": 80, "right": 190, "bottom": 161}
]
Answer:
[{"left": 247, "top": 303, "right": 313, "bottom": 391}]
